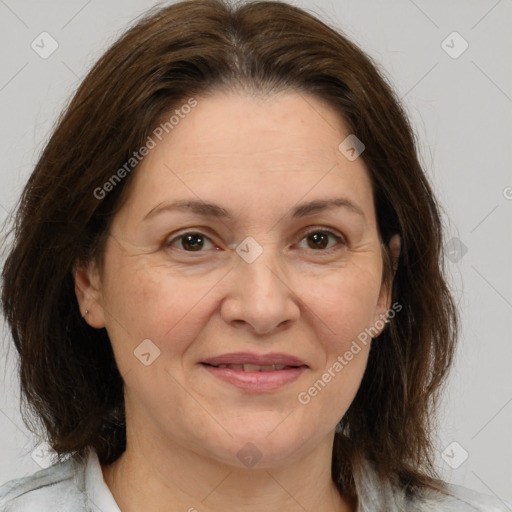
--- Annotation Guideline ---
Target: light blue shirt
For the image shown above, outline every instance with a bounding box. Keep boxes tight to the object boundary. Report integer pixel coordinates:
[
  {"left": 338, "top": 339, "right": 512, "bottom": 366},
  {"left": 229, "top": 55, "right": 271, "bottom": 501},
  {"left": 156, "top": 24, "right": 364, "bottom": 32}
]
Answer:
[{"left": 0, "top": 447, "right": 510, "bottom": 511}]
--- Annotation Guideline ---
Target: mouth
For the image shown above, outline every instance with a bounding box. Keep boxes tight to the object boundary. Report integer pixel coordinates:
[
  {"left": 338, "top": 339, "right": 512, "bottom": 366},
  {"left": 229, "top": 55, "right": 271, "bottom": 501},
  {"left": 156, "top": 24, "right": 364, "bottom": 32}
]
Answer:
[
  {"left": 201, "top": 363, "right": 304, "bottom": 372},
  {"left": 199, "top": 352, "right": 309, "bottom": 392},
  {"left": 200, "top": 352, "right": 308, "bottom": 369}
]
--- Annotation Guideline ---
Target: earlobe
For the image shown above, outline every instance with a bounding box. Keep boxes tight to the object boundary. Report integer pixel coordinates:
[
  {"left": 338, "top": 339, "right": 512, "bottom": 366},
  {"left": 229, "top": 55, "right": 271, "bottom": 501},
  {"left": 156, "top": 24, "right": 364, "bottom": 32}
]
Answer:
[{"left": 72, "top": 260, "right": 106, "bottom": 328}]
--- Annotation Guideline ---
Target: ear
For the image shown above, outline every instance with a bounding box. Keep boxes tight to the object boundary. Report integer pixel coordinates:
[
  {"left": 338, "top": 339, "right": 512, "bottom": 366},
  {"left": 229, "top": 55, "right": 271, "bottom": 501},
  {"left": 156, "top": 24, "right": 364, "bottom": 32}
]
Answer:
[
  {"left": 372, "top": 234, "right": 401, "bottom": 336},
  {"left": 73, "top": 259, "right": 106, "bottom": 329}
]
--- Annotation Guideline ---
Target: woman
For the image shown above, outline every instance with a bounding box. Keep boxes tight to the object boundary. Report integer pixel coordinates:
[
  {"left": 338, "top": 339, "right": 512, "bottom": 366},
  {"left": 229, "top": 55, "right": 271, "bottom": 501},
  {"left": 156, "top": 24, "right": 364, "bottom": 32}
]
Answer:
[{"left": 0, "top": 0, "right": 509, "bottom": 510}]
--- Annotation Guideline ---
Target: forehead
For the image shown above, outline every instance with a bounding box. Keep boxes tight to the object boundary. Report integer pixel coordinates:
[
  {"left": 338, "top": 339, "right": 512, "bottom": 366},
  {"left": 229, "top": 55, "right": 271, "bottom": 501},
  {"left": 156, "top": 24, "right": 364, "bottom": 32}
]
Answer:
[
  {"left": 120, "top": 91, "right": 375, "bottom": 226},
  {"left": 151, "top": 91, "right": 351, "bottom": 166}
]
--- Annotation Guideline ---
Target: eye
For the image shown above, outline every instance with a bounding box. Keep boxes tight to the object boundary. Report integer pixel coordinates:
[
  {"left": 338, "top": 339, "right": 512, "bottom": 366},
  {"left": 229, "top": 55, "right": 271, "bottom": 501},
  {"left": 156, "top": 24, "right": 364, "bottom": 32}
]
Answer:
[
  {"left": 166, "top": 231, "right": 218, "bottom": 252},
  {"left": 297, "top": 228, "right": 345, "bottom": 252},
  {"left": 165, "top": 228, "right": 345, "bottom": 254}
]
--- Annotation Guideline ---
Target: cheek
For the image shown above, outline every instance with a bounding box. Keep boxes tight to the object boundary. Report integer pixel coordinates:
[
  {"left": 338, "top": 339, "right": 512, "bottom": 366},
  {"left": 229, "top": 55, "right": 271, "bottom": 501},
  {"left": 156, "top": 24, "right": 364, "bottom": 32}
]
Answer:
[
  {"left": 295, "top": 260, "right": 380, "bottom": 406},
  {"left": 309, "top": 262, "right": 382, "bottom": 346},
  {"left": 294, "top": 268, "right": 378, "bottom": 423},
  {"left": 101, "top": 242, "right": 382, "bottom": 375},
  {"left": 100, "top": 253, "right": 226, "bottom": 369}
]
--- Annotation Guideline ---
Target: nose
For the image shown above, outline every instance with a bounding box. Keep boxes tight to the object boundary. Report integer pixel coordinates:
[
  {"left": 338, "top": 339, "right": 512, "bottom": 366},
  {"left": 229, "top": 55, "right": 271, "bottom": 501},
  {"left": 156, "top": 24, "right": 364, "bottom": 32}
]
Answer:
[{"left": 220, "top": 244, "right": 301, "bottom": 336}]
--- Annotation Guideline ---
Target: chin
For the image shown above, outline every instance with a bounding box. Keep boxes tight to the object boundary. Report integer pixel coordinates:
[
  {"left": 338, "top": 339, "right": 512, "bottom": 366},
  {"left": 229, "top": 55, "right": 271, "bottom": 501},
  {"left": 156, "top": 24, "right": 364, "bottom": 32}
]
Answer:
[{"left": 200, "top": 425, "right": 319, "bottom": 469}]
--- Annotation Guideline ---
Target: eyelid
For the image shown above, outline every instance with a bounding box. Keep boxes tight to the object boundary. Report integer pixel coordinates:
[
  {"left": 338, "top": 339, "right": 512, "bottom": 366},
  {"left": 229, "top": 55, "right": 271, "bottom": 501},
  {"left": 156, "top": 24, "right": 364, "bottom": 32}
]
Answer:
[{"left": 300, "top": 226, "right": 344, "bottom": 241}]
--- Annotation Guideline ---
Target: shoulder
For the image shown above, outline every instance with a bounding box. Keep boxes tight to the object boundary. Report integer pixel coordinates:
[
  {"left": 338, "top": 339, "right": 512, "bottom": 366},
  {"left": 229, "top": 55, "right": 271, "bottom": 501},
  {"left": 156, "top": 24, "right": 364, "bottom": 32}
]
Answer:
[
  {"left": 0, "top": 456, "right": 87, "bottom": 512},
  {"left": 353, "top": 456, "right": 511, "bottom": 511},
  {"left": 411, "top": 480, "right": 512, "bottom": 511}
]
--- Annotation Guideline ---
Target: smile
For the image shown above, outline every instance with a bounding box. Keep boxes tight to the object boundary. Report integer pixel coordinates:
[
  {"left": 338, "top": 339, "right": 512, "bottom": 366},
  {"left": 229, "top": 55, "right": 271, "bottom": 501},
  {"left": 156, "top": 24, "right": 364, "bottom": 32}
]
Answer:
[
  {"left": 200, "top": 362, "right": 308, "bottom": 393},
  {"left": 206, "top": 363, "right": 297, "bottom": 371}
]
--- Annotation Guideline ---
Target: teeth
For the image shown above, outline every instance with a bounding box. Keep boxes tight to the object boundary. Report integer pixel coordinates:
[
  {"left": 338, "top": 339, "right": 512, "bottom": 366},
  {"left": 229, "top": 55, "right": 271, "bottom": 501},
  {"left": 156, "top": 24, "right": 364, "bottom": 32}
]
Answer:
[
  {"left": 214, "top": 364, "right": 290, "bottom": 371},
  {"left": 244, "top": 363, "right": 265, "bottom": 372}
]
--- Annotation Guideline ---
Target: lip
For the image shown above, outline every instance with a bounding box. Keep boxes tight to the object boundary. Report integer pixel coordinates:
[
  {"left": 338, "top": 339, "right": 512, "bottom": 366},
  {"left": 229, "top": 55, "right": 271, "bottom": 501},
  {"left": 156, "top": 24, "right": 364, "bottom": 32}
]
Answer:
[
  {"left": 201, "top": 352, "right": 308, "bottom": 367},
  {"left": 199, "top": 352, "right": 309, "bottom": 393}
]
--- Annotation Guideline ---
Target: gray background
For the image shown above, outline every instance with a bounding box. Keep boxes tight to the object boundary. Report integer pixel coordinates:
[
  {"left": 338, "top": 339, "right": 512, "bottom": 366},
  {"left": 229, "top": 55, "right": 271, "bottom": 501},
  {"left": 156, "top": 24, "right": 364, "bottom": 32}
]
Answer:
[{"left": 1, "top": 0, "right": 511, "bottom": 504}]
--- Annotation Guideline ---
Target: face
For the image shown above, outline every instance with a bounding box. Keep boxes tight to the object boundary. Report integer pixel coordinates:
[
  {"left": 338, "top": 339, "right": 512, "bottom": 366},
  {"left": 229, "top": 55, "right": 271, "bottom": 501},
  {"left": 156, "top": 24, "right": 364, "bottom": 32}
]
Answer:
[{"left": 75, "top": 90, "right": 396, "bottom": 469}]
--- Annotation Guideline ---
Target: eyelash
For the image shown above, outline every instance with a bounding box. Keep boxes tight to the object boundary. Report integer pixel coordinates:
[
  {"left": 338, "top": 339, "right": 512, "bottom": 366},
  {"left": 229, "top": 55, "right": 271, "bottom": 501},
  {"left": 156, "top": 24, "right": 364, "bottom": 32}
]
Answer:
[{"left": 165, "top": 227, "right": 346, "bottom": 256}]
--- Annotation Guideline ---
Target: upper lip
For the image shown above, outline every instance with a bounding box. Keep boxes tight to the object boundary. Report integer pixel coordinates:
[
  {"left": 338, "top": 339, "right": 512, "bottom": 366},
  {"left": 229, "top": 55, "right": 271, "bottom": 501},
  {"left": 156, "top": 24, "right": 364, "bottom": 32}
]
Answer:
[{"left": 201, "top": 352, "right": 308, "bottom": 367}]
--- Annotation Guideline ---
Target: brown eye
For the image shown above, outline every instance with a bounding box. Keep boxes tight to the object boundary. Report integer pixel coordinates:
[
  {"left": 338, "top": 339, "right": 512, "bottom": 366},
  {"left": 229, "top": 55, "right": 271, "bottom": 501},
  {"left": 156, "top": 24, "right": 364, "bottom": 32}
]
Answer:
[
  {"left": 307, "top": 232, "right": 329, "bottom": 250},
  {"left": 299, "top": 229, "right": 344, "bottom": 252},
  {"left": 167, "top": 232, "right": 215, "bottom": 252}
]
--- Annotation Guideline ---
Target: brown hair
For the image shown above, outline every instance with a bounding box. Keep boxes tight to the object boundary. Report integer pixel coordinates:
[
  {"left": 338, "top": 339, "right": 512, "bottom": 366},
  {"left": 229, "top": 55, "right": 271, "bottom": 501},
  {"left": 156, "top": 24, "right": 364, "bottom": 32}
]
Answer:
[{"left": 1, "top": 0, "right": 458, "bottom": 500}]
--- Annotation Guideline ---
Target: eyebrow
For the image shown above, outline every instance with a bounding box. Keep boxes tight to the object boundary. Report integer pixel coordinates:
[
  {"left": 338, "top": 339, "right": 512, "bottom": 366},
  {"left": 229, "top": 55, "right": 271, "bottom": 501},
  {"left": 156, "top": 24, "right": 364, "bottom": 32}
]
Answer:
[{"left": 143, "top": 197, "right": 365, "bottom": 222}]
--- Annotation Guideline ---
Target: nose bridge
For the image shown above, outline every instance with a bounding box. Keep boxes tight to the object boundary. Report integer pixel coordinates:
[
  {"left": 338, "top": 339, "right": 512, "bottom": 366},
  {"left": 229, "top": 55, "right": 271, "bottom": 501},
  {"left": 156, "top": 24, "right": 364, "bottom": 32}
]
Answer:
[
  {"left": 235, "top": 234, "right": 286, "bottom": 297},
  {"left": 221, "top": 235, "right": 299, "bottom": 334}
]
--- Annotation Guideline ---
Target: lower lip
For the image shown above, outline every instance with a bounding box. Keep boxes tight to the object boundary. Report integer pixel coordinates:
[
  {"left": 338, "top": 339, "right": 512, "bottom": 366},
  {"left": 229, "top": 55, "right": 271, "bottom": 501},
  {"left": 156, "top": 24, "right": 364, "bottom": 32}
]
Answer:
[{"left": 200, "top": 364, "right": 307, "bottom": 393}]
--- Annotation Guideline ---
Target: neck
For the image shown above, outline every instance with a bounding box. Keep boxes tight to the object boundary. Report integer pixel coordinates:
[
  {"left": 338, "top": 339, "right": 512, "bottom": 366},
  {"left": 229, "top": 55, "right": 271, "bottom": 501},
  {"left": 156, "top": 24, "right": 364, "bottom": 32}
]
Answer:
[{"left": 102, "top": 432, "right": 355, "bottom": 512}]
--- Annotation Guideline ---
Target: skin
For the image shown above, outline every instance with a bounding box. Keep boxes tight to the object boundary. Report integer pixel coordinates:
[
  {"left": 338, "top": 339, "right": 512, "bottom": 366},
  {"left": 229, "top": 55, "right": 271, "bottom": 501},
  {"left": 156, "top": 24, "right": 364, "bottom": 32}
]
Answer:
[{"left": 74, "top": 90, "right": 400, "bottom": 512}]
